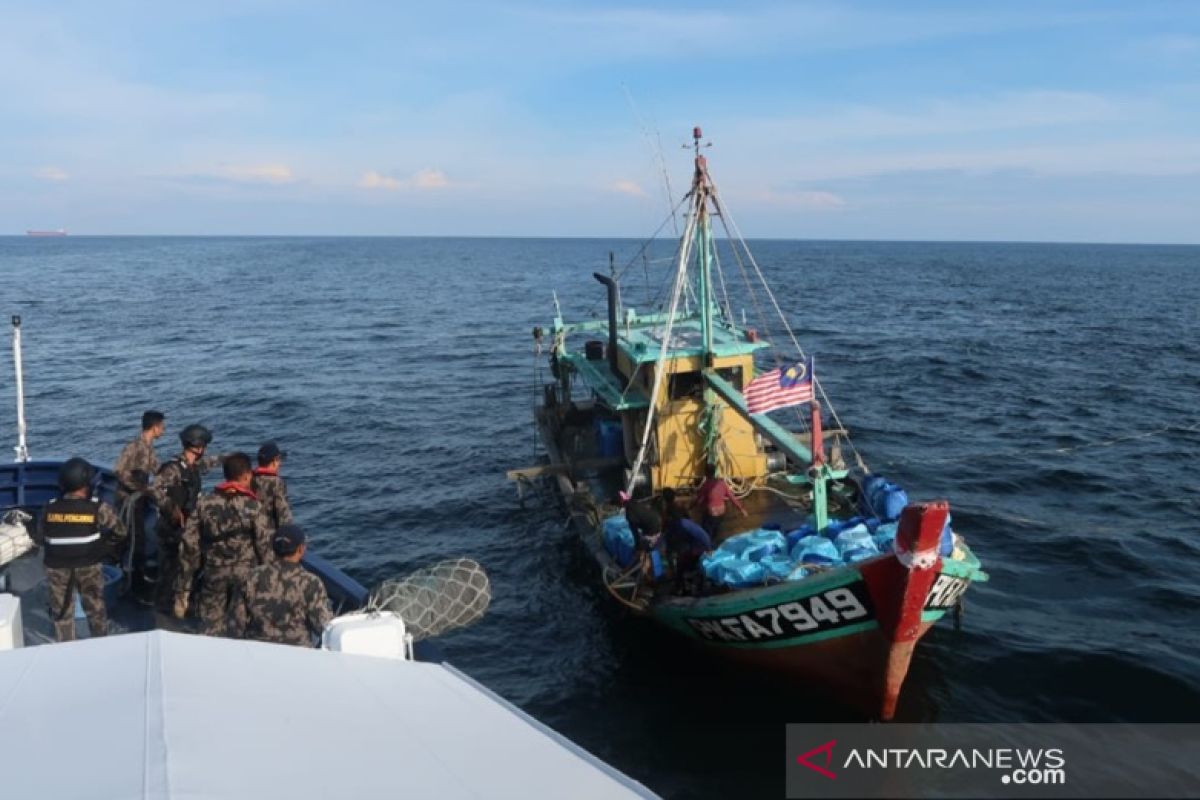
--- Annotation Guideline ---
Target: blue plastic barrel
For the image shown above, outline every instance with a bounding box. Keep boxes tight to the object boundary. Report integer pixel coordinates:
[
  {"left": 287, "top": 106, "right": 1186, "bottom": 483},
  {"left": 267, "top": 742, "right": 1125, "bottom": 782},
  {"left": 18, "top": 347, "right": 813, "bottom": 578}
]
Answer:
[{"left": 594, "top": 419, "right": 624, "bottom": 459}]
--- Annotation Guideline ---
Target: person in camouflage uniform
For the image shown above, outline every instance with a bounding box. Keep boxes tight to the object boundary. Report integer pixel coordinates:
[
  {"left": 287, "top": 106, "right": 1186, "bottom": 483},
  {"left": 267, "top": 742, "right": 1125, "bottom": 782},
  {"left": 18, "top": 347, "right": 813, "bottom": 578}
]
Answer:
[
  {"left": 152, "top": 424, "right": 221, "bottom": 613},
  {"left": 231, "top": 523, "right": 332, "bottom": 647},
  {"left": 174, "top": 451, "right": 273, "bottom": 637},
  {"left": 251, "top": 441, "right": 293, "bottom": 530},
  {"left": 113, "top": 409, "right": 165, "bottom": 596},
  {"left": 33, "top": 458, "right": 125, "bottom": 641}
]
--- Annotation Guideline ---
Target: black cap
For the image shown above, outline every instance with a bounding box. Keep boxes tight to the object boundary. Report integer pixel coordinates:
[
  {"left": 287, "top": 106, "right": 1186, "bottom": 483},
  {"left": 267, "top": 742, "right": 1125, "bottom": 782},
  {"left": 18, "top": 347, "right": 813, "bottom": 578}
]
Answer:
[
  {"left": 272, "top": 523, "right": 306, "bottom": 556},
  {"left": 257, "top": 441, "right": 286, "bottom": 464}
]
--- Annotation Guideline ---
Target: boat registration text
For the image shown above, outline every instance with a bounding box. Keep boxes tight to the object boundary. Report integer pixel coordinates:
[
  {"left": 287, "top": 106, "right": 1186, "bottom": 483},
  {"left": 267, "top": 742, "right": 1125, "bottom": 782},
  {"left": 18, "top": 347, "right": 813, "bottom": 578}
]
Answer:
[{"left": 683, "top": 583, "right": 874, "bottom": 643}]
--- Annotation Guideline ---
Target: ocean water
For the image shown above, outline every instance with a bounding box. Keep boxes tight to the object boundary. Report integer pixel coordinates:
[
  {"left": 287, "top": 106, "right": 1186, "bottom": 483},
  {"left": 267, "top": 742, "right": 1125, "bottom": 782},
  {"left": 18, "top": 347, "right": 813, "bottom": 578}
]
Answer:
[{"left": 0, "top": 236, "right": 1197, "bottom": 798}]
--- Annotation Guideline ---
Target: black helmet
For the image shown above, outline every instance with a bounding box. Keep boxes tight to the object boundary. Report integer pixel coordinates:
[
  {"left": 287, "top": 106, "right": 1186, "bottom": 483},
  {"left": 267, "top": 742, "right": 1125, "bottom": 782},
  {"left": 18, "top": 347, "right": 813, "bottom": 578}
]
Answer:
[
  {"left": 58, "top": 457, "right": 95, "bottom": 493},
  {"left": 179, "top": 424, "right": 213, "bottom": 448}
]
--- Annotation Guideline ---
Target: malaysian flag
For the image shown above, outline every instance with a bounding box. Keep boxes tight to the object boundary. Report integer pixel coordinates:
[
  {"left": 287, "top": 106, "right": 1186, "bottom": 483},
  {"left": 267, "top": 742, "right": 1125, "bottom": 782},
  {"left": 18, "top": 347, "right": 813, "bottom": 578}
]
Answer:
[{"left": 744, "top": 358, "right": 814, "bottom": 414}]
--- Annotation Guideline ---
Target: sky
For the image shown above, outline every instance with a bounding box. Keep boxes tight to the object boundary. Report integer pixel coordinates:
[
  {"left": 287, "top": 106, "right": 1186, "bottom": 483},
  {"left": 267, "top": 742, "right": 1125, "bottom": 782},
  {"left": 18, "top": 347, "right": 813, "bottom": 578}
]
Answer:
[{"left": 3, "top": 1, "right": 1199, "bottom": 242}]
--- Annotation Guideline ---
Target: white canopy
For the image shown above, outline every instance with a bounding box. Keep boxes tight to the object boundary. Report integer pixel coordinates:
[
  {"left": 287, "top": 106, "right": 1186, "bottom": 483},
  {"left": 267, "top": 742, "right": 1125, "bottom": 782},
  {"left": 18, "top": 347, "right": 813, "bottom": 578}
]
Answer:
[{"left": 0, "top": 630, "right": 655, "bottom": 799}]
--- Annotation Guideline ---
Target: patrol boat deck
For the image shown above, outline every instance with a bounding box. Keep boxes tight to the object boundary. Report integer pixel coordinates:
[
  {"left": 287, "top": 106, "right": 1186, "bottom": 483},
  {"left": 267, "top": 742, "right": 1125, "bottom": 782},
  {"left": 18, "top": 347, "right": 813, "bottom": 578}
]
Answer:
[
  {"left": 0, "top": 317, "right": 657, "bottom": 798},
  {"left": 0, "top": 459, "right": 368, "bottom": 645}
]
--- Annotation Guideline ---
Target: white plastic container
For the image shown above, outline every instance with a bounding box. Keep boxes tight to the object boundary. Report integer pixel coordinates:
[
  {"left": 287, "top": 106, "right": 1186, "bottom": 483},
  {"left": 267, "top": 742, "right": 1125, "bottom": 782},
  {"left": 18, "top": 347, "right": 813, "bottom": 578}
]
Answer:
[
  {"left": 0, "top": 517, "right": 34, "bottom": 568},
  {"left": 322, "top": 611, "right": 413, "bottom": 661},
  {"left": 0, "top": 593, "right": 24, "bottom": 650}
]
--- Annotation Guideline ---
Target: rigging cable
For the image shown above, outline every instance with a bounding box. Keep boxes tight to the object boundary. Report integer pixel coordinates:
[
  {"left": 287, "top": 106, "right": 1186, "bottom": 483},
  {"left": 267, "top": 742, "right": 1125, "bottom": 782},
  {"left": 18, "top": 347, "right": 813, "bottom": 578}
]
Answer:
[{"left": 624, "top": 200, "right": 699, "bottom": 496}]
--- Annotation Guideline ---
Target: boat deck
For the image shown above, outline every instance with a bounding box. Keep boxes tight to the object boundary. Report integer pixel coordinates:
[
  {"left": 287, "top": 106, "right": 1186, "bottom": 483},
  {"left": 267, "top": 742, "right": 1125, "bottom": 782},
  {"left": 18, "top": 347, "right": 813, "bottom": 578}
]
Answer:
[
  {"left": 543, "top": 401, "right": 858, "bottom": 547},
  {"left": 1, "top": 460, "right": 371, "bottom": 647}
]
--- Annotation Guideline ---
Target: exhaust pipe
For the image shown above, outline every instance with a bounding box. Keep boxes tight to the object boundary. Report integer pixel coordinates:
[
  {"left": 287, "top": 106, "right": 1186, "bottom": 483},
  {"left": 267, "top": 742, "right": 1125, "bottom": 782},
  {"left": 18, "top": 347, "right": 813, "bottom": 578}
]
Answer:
[{"left": 592, "top": 273, "right": 621, "bottom": 377}]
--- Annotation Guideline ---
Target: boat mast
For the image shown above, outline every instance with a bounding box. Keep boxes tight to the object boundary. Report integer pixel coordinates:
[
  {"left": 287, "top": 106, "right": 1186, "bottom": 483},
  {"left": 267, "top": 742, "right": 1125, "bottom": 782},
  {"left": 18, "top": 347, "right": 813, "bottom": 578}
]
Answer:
[
  {"left": 693, "top": 128, "right": 715, "bottom": 365},
  {"left": 11, "top": 316, "right": 29, "bottom": 463},
  {"left": 692, "top": 127, "right": 722, "bottom": 468}
]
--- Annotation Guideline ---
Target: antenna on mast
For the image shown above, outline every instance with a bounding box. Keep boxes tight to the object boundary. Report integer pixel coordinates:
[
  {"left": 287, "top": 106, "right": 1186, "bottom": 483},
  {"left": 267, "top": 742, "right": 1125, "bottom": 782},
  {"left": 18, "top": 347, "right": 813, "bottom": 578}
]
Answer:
[{"left": 622, "top": 83, "right": 679, "bottom": 236}]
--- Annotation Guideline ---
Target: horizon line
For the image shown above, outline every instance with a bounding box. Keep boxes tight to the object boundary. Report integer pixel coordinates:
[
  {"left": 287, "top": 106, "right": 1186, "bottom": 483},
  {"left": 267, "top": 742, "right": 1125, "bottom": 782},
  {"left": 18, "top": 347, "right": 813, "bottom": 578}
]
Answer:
[{"left": 3, "top": 234, "right": 1199, "bottom": 247}]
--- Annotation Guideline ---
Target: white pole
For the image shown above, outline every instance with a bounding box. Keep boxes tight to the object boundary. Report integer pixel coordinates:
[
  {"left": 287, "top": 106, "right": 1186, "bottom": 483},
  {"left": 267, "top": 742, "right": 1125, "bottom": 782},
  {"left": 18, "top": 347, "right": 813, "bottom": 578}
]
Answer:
[{"left": 12, "top": 316, "right": 29, "bottom": 463}]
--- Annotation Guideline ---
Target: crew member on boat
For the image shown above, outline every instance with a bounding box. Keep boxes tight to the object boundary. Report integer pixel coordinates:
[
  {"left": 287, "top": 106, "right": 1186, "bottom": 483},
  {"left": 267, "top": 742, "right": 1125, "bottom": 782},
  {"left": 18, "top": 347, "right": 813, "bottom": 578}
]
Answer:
[
  {"left": 113, "top": 409, "right": 165, "bottom": 598},
  {"left": 691, "top": 463, "right": 747, "bottom": 541},
  {"left": 33, "top": 459, "right": 126, "bottom": 641},
  {"left": 251, "top": 441, "right": 293, "bottom": 530},
  {"left": 152, "top": 424, "right": 221, "bottom": 613},
  {"left": 173, "top": 452, "right": 273, "bottom": 635},
  {"left": 661, "top": 488, "right": 712, "bottom": 592},
  {"left": 620, "top": 490, "right": 666, "bottom": 579},
  {"left": 230, "top": 523, "right": 332, "bottom": 647}
]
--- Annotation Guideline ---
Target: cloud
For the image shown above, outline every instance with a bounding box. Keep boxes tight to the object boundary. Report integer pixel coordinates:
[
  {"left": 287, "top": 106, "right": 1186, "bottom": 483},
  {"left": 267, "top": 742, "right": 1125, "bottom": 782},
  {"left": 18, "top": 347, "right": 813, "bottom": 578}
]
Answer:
[
  {"left": 34, "top": 166, "right": 69, "bottom": 181},
  {"left": 757, "top": 189, "right": 846, "bottom": 209},
  {"left": 609, "top": 179, "right": 646, "bottom": 197},
  {"left": 358, "top": 170, "right": 402, "bottom": 190},
  {"left": 219, "top": 164, "right": 295, "bottom": 184},
  {"left": 411, "top": 168, "right": 449, "bottom": 189},
  {"left": 358, "top": 167, "right": 451, "bottom": 191}
]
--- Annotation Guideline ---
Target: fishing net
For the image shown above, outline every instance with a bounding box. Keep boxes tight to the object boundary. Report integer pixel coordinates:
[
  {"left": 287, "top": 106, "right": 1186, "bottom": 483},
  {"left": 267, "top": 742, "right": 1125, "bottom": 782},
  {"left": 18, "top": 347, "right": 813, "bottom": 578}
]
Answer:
[{"left": 367, "top": 558, "right": 491, "bottom": 641}]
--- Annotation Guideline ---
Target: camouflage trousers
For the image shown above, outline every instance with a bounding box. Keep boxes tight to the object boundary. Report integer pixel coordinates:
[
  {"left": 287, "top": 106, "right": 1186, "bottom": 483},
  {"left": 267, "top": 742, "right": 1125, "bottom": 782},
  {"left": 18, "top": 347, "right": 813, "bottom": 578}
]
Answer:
[
  {"left": 197, "top": 566, "right": 251, "bottom": 638},
  {"left": 46, "top": 564, "right": 107, "bottom": 641},
  {"left": 154, "top": 528, "right": 182, "bottom": 614}
]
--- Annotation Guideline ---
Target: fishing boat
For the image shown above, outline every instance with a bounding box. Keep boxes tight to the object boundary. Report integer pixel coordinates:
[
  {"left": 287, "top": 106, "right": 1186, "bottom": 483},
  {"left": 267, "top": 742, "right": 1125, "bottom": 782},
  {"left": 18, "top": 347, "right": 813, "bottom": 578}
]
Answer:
[
  {"left": 518, "top": 128, "right": 988, "bottom": 720},
  {"left": 0, "top": 317, "right": 655, "bottom": 798}
]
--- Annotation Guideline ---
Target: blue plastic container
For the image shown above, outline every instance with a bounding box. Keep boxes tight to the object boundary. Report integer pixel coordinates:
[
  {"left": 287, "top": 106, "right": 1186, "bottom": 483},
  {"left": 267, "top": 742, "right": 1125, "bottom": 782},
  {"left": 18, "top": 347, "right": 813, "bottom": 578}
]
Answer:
[
  {"left": 785, "top": 524, "right": 816, "bottom": 549},
  {"left": 790, "top": 535, "right": 840, "bottom": 565},
  {"left": 594, "top": 419, "right": 624, "bottom": 459},
  {"left": 872, "top": 521, "right": 899, "bottom": 552},
  {"left": 760, "top": 553, "right": 795, "bottom": 581},
  {"left": 717, "top": 529, "right": 787, "bottom": 562},
  {"left": 710, "top": 559, "right": 766, "bottom": 588},
  {"left": 102, "top": 564, "right": 122, "bottom": 607},
  {"left": 834, "top": 524, "right": 877, "bottom": 561},
  {"left": 863, "top": 474, "right": 909, "bottom": 521},
  {"left": 940, "top": 515, "right": 954, "bottom": 556},
  {"left": 602, "top": 515, "right": 637, "bottom": 567}
]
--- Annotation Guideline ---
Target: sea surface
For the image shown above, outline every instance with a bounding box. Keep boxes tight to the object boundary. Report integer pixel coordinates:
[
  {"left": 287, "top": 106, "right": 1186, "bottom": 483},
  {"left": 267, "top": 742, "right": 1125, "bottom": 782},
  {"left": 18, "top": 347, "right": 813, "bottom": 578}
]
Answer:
[{"left": 1, "top": 236, "right": 1197, "bottom": 798}]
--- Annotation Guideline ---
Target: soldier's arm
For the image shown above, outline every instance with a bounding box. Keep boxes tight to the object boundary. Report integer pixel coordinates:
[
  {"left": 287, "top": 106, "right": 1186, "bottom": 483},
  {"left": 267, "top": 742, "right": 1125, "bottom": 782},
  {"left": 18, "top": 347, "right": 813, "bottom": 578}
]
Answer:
[
  {"left": 198, "top": 453, "right": 225, "bottom": 474},
  {"left": 175, "top": 511, "right": 202, "bottom": 594},
  {"left": 152, "top": 463, "right": 179, "bottom": 515},
  {"left": 113, "top": 444, "right": 136, "bottom": 490},
  {"left": 277, "top": 479, "right": 294, "bottom": 526},
  {"left": 98, "top": 503, "right": 127, "bottom": 544},
  {"left": 306, "top": 576, "right": 333, "bottom": 642}
]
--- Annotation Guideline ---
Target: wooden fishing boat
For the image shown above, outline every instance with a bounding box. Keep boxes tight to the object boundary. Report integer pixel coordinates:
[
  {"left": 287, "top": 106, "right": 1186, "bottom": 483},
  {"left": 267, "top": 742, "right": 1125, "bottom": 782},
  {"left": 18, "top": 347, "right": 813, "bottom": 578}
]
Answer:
[{"left": 518, "top": 129, "right": 988, "bottom": 720}]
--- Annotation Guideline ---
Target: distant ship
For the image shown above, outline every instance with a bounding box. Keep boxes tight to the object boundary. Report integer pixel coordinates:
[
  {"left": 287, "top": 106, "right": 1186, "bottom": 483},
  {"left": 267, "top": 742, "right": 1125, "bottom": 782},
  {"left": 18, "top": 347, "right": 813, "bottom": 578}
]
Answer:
[{"left": 25, "top": 229, "right": 67, "bottom": 237}]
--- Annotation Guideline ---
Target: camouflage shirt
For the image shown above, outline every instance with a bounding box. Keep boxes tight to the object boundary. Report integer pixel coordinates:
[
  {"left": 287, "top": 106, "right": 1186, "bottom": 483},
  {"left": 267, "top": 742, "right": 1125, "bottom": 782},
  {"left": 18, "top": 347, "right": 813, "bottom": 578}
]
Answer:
[
  {"left": 114, "top": 436, "right": 159, "bottom": 500},
  {"left": 231, "top": 560, "right": 333, "bottom": 647},
  {"left": 177, "top": 485, "right": 273, "bottom": 592},
  {"left": 251, "top": 470, "right": 293, "bottom": 529},
  {"left": 152, "top": 452, "right": 221, "bottom": 529}
]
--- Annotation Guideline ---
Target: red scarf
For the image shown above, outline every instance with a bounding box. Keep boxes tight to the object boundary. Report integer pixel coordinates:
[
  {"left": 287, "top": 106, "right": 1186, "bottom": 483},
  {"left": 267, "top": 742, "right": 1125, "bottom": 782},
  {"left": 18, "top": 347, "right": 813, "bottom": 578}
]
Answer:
[
  {"left": 252, "top": 466, "right": 277, "bottom": 477},
  {"left": 216, "top": 482, "right": 258, "bottom": 500}
]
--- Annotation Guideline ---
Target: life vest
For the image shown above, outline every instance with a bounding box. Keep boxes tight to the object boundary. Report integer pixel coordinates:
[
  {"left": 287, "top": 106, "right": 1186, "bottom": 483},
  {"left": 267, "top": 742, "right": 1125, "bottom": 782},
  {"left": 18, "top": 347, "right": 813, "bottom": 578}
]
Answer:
[
  {"left": 41, "top": 497, "right": 105, "bottom": 568},
  {"left": 201, "top": 486, "right": 258, "bottom": 545}
]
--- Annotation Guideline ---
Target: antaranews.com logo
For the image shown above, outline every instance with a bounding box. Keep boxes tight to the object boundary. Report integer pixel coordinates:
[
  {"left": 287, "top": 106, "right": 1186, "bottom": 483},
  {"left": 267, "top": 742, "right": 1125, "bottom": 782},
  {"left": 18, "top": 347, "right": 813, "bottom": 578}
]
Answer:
[
  {"left": 795, "top": 738, "right": 1066, "bottom": 786},
  {"left": 785, "top": 724, "right": 1198, "bottom": 799}
]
